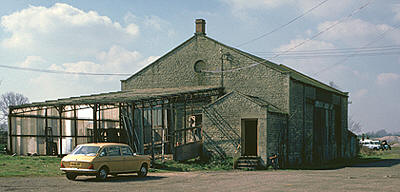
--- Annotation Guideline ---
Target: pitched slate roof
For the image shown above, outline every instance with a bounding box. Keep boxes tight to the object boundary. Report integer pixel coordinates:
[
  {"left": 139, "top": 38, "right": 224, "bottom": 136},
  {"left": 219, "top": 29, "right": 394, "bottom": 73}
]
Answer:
[
  {"left": 206, "top": 91, "right": 286, "bottom": 114},
  {"left": 202, "top": 35, "right": 348, "bottom": 97},
  {"left": 278, "top": 64, "right": 348, "bottom": 96}
]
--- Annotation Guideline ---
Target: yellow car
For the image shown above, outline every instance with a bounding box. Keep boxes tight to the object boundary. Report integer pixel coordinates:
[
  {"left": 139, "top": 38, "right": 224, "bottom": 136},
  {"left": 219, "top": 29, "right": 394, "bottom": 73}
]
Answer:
[{"left": 60, "top": 143, "right": 150, "bottom": 180}]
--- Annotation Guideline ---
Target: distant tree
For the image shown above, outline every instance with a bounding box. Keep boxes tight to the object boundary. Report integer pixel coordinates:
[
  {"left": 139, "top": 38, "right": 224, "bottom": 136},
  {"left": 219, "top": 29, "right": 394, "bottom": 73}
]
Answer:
[
  {"left": 0, "top": 122, "right": 6, "bottom": 132},
  {"left": 365, "top": 129, "right": 392, "bottom": 138},
  {"left": 0, "top": 92, "right": 29, "bottom": 126},
  {"left": 348, "top": 116, "right": 362, "bottom": 134}
]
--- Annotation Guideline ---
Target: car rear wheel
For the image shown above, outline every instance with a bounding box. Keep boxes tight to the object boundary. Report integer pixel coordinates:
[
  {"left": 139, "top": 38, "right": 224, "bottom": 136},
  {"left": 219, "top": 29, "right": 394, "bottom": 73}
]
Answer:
[
  {"left": 96, "top": 167, "right": 108, "bottom": 180},
  {"left": 137, "top": 164, "right": 148, "bottom": 177},
  {"left": 66, "top": 173, "right": 77, "bottom": 181}
]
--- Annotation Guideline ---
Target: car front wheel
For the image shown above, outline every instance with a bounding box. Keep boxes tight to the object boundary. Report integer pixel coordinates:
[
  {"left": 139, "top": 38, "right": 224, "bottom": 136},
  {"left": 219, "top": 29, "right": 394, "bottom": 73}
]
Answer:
[
  {"left": 96, "top": 167, "right": 108, "bottom": 180},
  {"left": 66, "top": 173, "right": 77, "bottom": 181},
  {"left": 137, "top": 164, "right": 148, "bottom": 177}
]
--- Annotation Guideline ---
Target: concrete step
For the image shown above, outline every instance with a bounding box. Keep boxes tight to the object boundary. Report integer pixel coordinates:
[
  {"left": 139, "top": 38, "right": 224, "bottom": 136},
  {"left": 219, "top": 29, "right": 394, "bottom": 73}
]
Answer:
[{"left": 235, "top": 156, "right": 262, "bottom": 170}]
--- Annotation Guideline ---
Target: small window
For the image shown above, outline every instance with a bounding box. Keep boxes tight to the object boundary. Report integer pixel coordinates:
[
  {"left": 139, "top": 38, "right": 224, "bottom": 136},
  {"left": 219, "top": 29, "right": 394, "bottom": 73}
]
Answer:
[
  {"left": 121, "top": 146, "right": 133, "bottom": 156},
  {"left": 106, "top": 146, "right": 121, "bottom": 156},
  {"left": 99, "top": 148, "right": 107, "bottom": 157},
  {"left": 194, "top": 60, "right": 206, "bottom": 73}
]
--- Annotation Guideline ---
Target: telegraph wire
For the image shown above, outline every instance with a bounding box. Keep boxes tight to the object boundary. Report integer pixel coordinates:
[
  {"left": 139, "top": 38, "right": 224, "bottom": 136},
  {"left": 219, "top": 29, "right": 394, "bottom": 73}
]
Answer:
[
  {"left": 270, "top": 0, "right": 374, "bottom": 60},
  {"left": 236, "top": 0, "right": 330, "bottom": 47},
  {"left": 204, "top": 0, "right": 375, "bottom": 73},
  {"left": 0, "top": 64, "right": 131, "bottom": 76},
  {"left": 253, "top": 46, "right": 400, "bottom": 58},
  {"left": 252, "top": 45, "right": 400, "bottom": 54},
  {"left": 313, "top": 22, "right": 400, "bottom": 76}
]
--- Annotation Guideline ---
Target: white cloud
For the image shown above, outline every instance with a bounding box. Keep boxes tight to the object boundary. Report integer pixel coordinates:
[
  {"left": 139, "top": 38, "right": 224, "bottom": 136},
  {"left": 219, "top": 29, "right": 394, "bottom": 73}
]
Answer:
[
  {"left": 28, "top": 50, "right": 159, "bottom": 101},
  {"left": 222, "top": 0, "right": 354, "bottom": 17},
  {"left": 222, "top": 0, "right": 289, "bottom": 10},
  {"left": 352, "top": 88, "right": 368, "bottom": 99},
  {"left": 42, "top": 45, "right": 157, "bottom": 82},
  {"left": 96, "top": 45, "right": 141, "bottom": 73},
  {"left": 273, "top": 38, "right": 357, "bottom": 87},
  {"left": 296, "top": 0, "right": 354, "bottom": 17},
  {"left": 376, "top": 73, "right": 400, "bottom": 85},
  {"left": 275, "top": 38, "right": 335, "bottom": 52},
  {"left": 393, "top": 4, "right": 400, "bottom": 21},
  {"left": 1, "top": 3, "right": 139, "bottom": 54},
  {"left": 317, "top": 19, "right": 400, "bottom": 46},
  {"left": 20, "top": 56, "right": 46, "bottom": 68},
  {"left": 143, "top": 15, "right": 164, "bottom": 30}
]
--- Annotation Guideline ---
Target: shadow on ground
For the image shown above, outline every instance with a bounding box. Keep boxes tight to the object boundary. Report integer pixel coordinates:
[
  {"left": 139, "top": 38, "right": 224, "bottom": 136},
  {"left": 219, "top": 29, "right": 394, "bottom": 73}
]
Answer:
[
  {"left": 76, "top": 175, "right": 166, "bottom": 183},
  {"left": 350, "top": 159, "right": 400, "bottom": 168}
]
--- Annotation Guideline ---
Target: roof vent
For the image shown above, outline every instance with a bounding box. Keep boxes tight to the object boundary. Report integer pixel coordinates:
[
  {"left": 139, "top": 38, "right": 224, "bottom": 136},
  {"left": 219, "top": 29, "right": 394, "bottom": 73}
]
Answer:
[{"left": 195, "top": 19, "right": 206, "bottom": 35}]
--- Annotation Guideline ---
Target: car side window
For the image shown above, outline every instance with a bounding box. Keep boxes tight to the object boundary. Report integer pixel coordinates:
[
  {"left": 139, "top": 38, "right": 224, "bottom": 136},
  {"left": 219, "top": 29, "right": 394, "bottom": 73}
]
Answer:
[
  {"left": 121, "top": 146, "right": 133, "bottom": 156},
  {"left": 107, "top": 146, "right": 121, "bottom": 156},
  {"left": 99, "top": 148, "right": 107, "bottom": 157}
]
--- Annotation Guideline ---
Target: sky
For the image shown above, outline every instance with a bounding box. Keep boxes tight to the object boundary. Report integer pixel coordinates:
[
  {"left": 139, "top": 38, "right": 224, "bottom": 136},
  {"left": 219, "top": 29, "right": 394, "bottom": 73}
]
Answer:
[{"left": 0, "top": 0, "right": 399, "bottom": 134}]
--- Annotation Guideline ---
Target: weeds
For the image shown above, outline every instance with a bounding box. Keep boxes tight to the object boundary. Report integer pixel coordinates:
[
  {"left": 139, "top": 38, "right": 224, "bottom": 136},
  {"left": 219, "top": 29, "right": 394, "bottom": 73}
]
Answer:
[{"left": 150, "top": 157, "right": 234, "bottom": 172}]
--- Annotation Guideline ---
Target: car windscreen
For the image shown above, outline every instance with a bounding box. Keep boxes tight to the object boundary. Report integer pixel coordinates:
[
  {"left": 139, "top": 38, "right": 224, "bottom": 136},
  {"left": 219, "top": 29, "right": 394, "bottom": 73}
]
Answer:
[{"left": 71, "top": 146, "right": 100, "bottom": 156}]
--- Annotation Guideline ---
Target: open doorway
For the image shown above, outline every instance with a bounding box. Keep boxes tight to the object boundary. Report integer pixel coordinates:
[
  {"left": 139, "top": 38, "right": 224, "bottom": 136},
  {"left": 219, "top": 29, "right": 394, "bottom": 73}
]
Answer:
[{"left": 241, "top": 119, "right": 258, "bottom": 156}]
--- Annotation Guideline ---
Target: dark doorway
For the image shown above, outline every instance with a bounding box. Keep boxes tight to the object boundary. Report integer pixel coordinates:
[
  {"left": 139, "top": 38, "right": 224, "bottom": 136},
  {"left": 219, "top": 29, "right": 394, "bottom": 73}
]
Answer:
[{"left": 241, "top": 119, "right": 258, "bottom": 156}]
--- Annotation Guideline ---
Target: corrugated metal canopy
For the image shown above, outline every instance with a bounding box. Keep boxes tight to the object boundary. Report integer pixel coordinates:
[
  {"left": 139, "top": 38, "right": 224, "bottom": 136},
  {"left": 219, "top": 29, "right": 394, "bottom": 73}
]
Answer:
[{"left": 11, "top": 86, "right": 223, "bottom": 109}]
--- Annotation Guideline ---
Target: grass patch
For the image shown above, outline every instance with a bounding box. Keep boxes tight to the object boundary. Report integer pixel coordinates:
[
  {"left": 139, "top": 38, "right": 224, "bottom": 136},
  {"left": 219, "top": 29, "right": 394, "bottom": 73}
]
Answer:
[
  {"left": 0, "top": 144, "right": 6, "bottom": 154},
  {"left": 150, "top": 157, "right": 234, "bottom": 172},
  {"left": 0, "top": 154, "right": 62, "bottom": 177},
  {"left": 0, "top": 146, "right": 397, "bottom": 177},
  {"left": 356, "top": 145, "right": 400, "bottom": 162}
]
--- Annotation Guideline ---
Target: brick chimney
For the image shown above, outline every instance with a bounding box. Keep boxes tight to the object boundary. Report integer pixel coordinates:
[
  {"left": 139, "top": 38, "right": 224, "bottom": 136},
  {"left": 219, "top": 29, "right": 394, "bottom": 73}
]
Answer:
[{"left": 195, "top": 19, "right": 206, "bottom": 35}]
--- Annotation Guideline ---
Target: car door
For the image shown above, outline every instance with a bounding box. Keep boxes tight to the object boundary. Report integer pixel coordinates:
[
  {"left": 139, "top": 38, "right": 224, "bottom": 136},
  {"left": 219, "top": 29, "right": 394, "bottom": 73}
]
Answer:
[
  {"left": 105, "top": 146, "right": 123, "bottom": 172},
  {"left": 121, "top": 146, "right": 139, "bottom": 171}
]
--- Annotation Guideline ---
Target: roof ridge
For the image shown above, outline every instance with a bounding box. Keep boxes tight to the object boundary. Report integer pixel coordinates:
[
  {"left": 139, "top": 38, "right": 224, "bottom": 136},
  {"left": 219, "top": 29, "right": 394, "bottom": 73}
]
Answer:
[
  {"left": 202, "top": 35, "right": 287, "bottom": 74},
  {"left": 279, "top": 64, "right": 348, "bottom": 96}
]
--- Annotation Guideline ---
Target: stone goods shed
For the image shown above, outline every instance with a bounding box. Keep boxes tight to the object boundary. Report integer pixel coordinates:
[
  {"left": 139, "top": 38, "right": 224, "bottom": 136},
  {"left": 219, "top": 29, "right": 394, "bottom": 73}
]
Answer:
[{"left": 8, "top": 19, "right": 358, "bottom": 168}]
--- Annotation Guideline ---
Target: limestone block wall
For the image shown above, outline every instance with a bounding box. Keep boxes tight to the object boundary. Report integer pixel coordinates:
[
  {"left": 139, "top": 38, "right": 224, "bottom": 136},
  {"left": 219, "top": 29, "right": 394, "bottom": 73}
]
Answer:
[
  {"left": 288, "top": 80, "right": 305, "bottom": 165},
  {"left": 121, "top": 35, "right": 291, "bottom": 113},
  {"left": 202, "top": 92, "right": 268, "bottom": 163},
  {"left": 266, "top": 112, "right": 287, "bottom": 166},
  {"left": 287, "top": 79, "right": 351, "bottom": 166}
]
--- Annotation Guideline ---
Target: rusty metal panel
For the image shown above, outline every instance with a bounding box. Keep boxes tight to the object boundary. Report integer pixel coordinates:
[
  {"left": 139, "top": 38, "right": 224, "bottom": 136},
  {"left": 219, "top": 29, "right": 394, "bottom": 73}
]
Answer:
[{"left": 174, "top": 141, "right": 202, "bottom": 161}]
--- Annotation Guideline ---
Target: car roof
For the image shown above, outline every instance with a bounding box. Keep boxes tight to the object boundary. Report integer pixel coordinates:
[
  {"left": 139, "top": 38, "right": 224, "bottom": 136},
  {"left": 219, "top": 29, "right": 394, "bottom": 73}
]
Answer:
[{"left": 77, "top": 143, "right": 130, "bottom": 147}]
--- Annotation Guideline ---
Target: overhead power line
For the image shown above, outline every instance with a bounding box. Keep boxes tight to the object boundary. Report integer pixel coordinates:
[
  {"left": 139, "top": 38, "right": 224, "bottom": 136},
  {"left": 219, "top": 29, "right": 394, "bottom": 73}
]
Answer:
[
  {"left": 0, "top": 64, "right": 131, "bottom": 76},
  {"left": 204, "top": 0, "right": 374, "bottom": 73},
  {"left": 236, "top": 0, "right": 330, "bottom": 47},
  {"left": 313, "top": 22, "right": 400, "bottom": 76},
  {"left": 270, "top": 0, "right": 375, "bottom": 60},
  {"left": 252, "top": 45, "right": 400, "bottom": 54},
  {"left": 253, "top": 45, "right": 400, "bottom": 58}
]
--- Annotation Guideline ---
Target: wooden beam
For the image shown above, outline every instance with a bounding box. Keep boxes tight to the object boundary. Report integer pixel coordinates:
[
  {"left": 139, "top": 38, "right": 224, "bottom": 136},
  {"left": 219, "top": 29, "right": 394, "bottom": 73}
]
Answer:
[
  {"left": 131, "top": 103, "right": 136, "bottom": 152},
  {"left": 183, "top": 96, "right": 187, "bottom": 145},
  {"left": 73, "top": 105, "right": 78, "bottom": 147},
  {"left": 45, "top": 108, "right": 48, "bottom": 155},
  {"left": 10, "top": 134, "right": 92, "bottom": 138},
  {"left": 161, "top": 103, "right": 165, "bottom": 162},
  {"left": 9, "top": 114, "right": 119, "bottom": 122},
  {"left": 118, "top": 103, "right": 122, "bottom": 143},
  {"left": 93, "top": 104, "right": 98, "bottom": 143},
  {"left": 58, "top": 105, "right": 63, "bottom": 156},
  {"left": 150, "top": 104, "right": 155, "bottom": 164},
  {"left": 170, "top": 102, "right": 175, "bottom": 156},
  {"left": 8, "top": 108, "right": 13, "bottom": 154}
]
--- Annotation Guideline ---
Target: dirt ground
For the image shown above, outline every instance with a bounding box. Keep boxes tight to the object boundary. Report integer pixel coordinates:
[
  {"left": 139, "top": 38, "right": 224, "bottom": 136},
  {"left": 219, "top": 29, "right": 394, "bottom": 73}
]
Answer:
[{"left": 1, "top": 159, "right": 399, "bottom": 192}]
